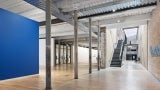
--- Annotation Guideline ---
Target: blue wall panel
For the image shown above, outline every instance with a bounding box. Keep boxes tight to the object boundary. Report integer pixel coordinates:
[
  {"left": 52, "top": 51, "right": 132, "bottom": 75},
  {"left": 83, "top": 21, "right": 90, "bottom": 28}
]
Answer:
[{"left": 0, "top": 8, "right": 39, "bottom": 80}]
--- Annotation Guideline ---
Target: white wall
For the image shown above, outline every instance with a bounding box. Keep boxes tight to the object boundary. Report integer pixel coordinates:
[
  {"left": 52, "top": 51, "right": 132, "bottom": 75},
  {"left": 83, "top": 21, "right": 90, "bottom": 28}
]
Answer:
[
  {"left": 78, "top": 47, "right": 97, "bottom": 64},
  {"left": 39, "top": 39, "right": 97, "bottom": 67},
  {"left": 106, "top": 28, "right": 118, "bottom": 67},
  {"left": 39, "top": 38, "right": 55, "bottom": 68}
]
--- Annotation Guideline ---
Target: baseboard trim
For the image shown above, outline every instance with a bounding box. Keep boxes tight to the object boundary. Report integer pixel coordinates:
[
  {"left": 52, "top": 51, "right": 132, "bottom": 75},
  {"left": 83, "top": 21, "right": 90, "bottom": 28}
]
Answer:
[{"left": 0, "top": 74, "right": 39, "bottom": 82}]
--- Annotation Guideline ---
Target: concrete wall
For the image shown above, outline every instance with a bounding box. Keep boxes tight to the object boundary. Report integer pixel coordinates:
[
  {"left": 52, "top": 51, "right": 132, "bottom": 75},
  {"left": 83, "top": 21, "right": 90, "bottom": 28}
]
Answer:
[
  {"left": 148, "top": 4, "right": 160, "bottom": 79},
  {"left": 106, "top": 28, "right": 118, "bottom": 67}
]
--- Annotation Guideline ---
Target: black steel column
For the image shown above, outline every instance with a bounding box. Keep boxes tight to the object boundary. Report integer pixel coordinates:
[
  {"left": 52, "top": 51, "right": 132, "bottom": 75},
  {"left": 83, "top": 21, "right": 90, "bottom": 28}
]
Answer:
[
  {"left": 45, "top": 0, "right": 52, "bottom": 89},
  {"left": 89, "top": 18, "right": 92, "bottom": 74},
  {"left": 74, "top": 10, "right": 78, "bottom": 79}
]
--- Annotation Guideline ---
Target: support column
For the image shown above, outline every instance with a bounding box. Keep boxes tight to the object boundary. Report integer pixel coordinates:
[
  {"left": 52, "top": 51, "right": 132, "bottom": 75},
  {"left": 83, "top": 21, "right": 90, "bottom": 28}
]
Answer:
[
  {"left": 89, "top": 18, "right": 92, "bottom": 74},
  {"left": 54, "top": 43, "right": 57, "bottom": 66},
  {"left": 58, "top": 40, "right": 61, "bottom": 65},
  {"left": 45, "top": 0, "right": 52, "bottom": 89},
  {"left": 70, "top": 45, "right": 73, "bottom": 64},
  {"left": 74, "top": 10, "right": 78, "bottom": 79},
  {"left": 157, "top": 0, "right": 160, "bottom": 4},
  {"left": 66, "top": 44, "right": 68, "bottom": 64},
  {"left": 63, "top": 45, "right": 65, "bottom": 64},
  {"left": 147, "top": 20, "right": 149, "bottom": 70},
  {"left": 64, "top": 45, "right": 66, "bottom": 63},
  {"left": 97, "top": 25, "right": 100, "bottom": 71}
]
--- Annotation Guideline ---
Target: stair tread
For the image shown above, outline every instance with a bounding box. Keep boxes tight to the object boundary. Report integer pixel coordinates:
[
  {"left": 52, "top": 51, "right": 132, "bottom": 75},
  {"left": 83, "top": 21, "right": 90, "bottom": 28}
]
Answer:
[
  {"left": 111, "top": 60, "right": 121, "bottom": 62},
  {"left": 110, "top": 65, "right": 121, "bottom": 67},
  {"left": 110, "top": 40, "right": 124, "bottom": 67}
]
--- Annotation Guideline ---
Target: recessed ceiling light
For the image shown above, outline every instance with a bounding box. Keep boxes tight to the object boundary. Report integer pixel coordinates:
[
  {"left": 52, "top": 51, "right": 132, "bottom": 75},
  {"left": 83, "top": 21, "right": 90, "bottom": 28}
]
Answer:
[{"left": 112, "top": 9, "right": 116, "bottom": 12}]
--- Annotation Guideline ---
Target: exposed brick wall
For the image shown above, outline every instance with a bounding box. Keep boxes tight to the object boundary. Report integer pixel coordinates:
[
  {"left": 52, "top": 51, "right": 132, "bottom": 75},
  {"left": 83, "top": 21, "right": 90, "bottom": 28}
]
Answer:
[
  {"left": 148, "top": 4, "right": 160, "bottom": 79},
  {"left": 100, "top": 27, "right": 106, "bottom": 69}
]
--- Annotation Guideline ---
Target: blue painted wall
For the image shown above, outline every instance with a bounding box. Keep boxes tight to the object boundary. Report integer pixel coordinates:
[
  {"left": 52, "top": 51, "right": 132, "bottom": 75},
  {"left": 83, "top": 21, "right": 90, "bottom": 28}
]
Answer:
[{"left": 0, "top": 8, "right": 39, "bottom": 80}]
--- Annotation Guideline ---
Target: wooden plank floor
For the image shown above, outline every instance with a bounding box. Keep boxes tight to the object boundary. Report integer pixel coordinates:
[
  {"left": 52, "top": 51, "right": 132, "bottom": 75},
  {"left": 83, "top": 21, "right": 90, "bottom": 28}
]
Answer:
[{"left": 0, "top": 61, "right": 160, "bottom": 90}]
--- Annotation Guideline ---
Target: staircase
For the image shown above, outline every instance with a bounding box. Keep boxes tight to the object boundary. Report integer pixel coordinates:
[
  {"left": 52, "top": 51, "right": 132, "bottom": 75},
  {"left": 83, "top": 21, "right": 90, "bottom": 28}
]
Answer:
[{"left": 110, "top": 40, "right": 123, "bottom": 67}]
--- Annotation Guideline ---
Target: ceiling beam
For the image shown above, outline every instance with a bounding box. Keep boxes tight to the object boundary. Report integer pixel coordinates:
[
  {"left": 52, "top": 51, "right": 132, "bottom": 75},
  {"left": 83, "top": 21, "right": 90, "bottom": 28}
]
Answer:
[
  {"left": 54, "top": 34, "right": 89, "bottom": 40},
  {"left": 24, "top": 0, "right": 98, "bottom": 38},
  {"left": 92, "top": 13, "right": 151, "bottom": 26},
  {"left": 39, "top": 30, "right": 87, "bottom": 39},
  {"left": 103, "top": 20, "right": 148, "bottom": 29},
  {"left": 39, "top": 18, "right": 64, "bottom": 26},
  {"left": 59, "top": 38, "right": 98, "bottom": 45},
  {"left": 78, "top": 2, "right": 157, "bottom": 19}
]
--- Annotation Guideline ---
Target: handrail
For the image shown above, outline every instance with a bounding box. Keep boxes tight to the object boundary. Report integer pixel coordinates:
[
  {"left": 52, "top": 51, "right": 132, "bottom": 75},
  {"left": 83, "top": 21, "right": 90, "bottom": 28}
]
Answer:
[
  {"left": 109, "top": 30, "right": 118, "bottom": 65},
  {"left": 119, "top": 36, "right": 127, "bottom": 60},
  {"left": 109, "top": 46, "right": 115, "bottom": 66},
  {"left": 119, "top": 41, "right": 123, "bottom": 60},
  {"left": 114, "top": 43, "right": 118, "bottom": 49}
]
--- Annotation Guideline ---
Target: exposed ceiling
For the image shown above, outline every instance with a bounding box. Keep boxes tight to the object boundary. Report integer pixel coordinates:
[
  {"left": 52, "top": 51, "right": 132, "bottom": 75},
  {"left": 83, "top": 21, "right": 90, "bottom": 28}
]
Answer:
[
  {"left": 0, "top": 0, "right": 158, "bottom": 47},
  {"left": 0, "top": 0, "right": 78, "bottom": 40},
  {"left": 77, "top": 0, "right": 157, "bottom": 18},
  {"left": 0, "top": 0, "right": 56, "bottom": 22}
]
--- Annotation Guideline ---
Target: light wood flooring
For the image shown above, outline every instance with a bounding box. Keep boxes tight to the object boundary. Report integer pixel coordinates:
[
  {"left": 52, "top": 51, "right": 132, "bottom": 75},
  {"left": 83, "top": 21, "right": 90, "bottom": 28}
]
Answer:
[{"left": 0, "top": 61, "right": 160, "bottom": 90}]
